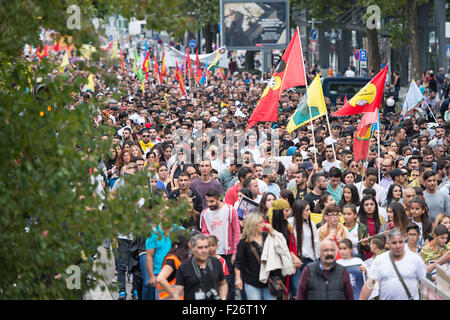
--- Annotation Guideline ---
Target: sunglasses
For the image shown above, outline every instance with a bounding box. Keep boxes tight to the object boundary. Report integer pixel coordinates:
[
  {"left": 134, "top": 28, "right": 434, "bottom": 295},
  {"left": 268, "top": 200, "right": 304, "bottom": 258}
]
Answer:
[{"left": 142, "top": 135, "right": 149, "bottom": 138}]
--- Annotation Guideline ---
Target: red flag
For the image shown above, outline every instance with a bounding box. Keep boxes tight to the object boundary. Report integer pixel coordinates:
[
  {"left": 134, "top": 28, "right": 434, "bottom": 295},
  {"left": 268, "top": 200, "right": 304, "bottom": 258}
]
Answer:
[
  {"left": 142, "top": 50, "right": 150, "bottom": 79},
  {"left": 344, "top": 95, "right": 348, "bottom": 104},
  {"left": 102, "top": 41, "right": 113, "bottom": 51},
  {"left": 160, "top": 52, "right": 166, "bottom": 78},
  {"left": 354, "top": 109, "right": 378, "bottom": 161},
  {"left": 186, "top": 48, "right": 193, "bottom": 80},
  {"left": 247, "top": 27, "right": 306, "bottom": 129},
  {"left": 175, "top": 62, "right": 186, "bottom": 97},
  {"left": 154, "top": 54, "right": 160, "bottom": 83},
  {"left": 53, "top": 41, "right": 60, "bottom": 52},
  {"left": 120, "top": 48, "right": 125, "bottom": 70},
  {"left": 333, "top": 65, "right": 388, "bottom": 116},
  {"left": 195, "top": 49, "right": 202, "bottom": 82},
  {"left": 36, "top": 45, "right": 48, "bottom": 60}
]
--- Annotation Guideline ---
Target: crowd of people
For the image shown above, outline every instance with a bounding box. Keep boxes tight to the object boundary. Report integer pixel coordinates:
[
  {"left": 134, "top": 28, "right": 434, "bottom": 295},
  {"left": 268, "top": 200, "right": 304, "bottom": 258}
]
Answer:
[{"left": 40, "top": 45, "right": 450, "bottom": 300}]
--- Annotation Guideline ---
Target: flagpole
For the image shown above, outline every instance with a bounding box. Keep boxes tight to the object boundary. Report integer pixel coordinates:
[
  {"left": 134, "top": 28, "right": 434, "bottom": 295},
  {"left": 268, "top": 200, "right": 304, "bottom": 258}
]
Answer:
[
  {"left": 324, "top": 111, "right": 337, "bottom": 161},
  {"left": 377, "top": 109, "right": 381, "bottom": 184},
  {"left": 296, "top": 26, "right": 317, "bottom": 163}
]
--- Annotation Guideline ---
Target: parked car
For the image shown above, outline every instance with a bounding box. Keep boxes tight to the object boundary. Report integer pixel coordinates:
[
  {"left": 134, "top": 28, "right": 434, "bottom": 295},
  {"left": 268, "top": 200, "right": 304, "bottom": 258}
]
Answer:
[{"left": 322, "top": 77, "right": 370, "bottom": 105}]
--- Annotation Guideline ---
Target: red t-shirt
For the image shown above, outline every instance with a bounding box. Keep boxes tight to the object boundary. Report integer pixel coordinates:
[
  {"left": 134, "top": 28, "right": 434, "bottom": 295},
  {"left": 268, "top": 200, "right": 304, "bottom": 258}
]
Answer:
[{"left": 224, "top": 183, "right": 240, "bottom": 206}]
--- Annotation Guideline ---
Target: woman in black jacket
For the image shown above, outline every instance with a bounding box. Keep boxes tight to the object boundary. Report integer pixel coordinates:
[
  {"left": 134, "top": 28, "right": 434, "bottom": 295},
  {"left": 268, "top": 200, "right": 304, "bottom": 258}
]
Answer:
[{"left": 234, "top": 213, "right": 276, "bottom": 300}]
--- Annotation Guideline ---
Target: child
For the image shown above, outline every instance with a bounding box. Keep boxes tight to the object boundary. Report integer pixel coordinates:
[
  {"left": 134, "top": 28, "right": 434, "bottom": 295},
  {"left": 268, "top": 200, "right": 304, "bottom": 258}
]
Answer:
[
  {"left": 405, "top": 223, "right": 421, "bottom": 254},
  {"left": 409, "top": 197, "right": 433, "bottom": 249},
  {"left": 318, "top": 204, "right": 348, "bottom": 243},
  {"left": 420, "top": 224, "right": 450, "bottom": 275},
  {"left": 208, "top": 235, "right": 229, "bottom": 276},
  {"left": 342, "top": 203, "right": 369, "bottom": 259},
  {"left": 337, "top": 239, "right": 365, "bottom": 267},
  {"left": 361, "top": 235, "right": 386, "bottom": 300}
]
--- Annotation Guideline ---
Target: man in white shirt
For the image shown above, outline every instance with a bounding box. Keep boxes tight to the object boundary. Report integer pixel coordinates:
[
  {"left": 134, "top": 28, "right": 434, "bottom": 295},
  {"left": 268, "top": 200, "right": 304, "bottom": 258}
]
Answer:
[
  {"left": 321, "top": 144, "right": 341, "bottom": 173},
  {"left": 345, "top": 65, "right": 356, "bottom": 77},
  {"left": 324, "top": 123, "right": 341, "bottom": 146},
  {"left": 360, "top": 229, "right": 426, "bottom": 300},
  {"left": 354, "top": 167, "right": 387, "bottom": 207}
]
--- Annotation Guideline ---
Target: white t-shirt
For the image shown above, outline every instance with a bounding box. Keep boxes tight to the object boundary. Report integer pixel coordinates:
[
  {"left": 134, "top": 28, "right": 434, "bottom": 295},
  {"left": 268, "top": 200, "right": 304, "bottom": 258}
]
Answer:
[
  {"left": 368, "top": 250, "right": 426, "bottom": 300},
  {"left": 345, "top": 223, "right": 361, "bottom": 256},
  {"left": 337, "top": 257, "right": 364, "bottom": 267},
  {"left": 322, "top": 160, "right": 342, "bottom": 173}
]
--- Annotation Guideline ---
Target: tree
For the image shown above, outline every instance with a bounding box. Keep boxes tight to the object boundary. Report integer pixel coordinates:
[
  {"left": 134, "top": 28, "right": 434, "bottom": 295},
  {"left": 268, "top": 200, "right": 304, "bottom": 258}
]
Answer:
[
  {"left": 0, "top": 0, "right": 190, "bottom": 299},
  {"left": 185, "top": 0, "right": 220, "bottom": 53}
]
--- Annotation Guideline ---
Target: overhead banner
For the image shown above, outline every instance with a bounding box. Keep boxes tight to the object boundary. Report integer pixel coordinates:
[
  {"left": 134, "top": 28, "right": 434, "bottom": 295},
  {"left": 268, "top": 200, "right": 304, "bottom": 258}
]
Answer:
[
  {"left": 165, "top": 45, "right": 229, "bottom": 69},
  {"left": 220, "top": 0, "right": 289, "bottom": 50}
]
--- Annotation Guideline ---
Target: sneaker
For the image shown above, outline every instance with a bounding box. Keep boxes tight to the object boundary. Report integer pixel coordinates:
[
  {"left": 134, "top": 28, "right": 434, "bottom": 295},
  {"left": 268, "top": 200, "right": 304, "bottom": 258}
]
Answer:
[
  {"left": 127, "top": 273, "right": 132, "bottom": 283},
  {"left": 118, "top": 291, "right": 127, "bottom": 300},
  {"left": 131, "top": 290, "right": 138, "bottom": 300},
  {"left": 111, "top": 276, "right": 118, "bottom": 283}
]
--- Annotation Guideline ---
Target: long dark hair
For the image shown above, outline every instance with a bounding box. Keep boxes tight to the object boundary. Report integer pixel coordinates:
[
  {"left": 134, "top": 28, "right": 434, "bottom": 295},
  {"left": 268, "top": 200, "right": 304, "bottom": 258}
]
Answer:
[
  {"left": 167, "top": 234, "right": 189, "bottom": 262},
  {"left": 409, "top": 196, "right": 432, "bottom": 241},
  {"left": 271, "top": 209, "right": 290, "bottom": 246},
  {"left": 257, "top": 192, "right": 276, "bottom": 217},
  {"left": 387, "top": 201, "right": 409, "bottom": 234},
  {"left": 338, "top": 184, "right": 360, "bottom": 210},
  {"left": 385, "top": 184, "right": 403, "bottom": 208},
  {"left": 358, "top": 195, "right": 382, "bottom": 234},
  {"left": 292, "top": 200, "right": 315, "bottom": 259}
]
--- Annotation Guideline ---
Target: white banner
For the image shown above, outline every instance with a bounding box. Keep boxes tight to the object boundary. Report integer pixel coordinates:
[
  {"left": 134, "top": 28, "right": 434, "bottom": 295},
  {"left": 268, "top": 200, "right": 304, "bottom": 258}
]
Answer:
[{"left": 165, "top": 45, "right": 229, "bottom": 69}]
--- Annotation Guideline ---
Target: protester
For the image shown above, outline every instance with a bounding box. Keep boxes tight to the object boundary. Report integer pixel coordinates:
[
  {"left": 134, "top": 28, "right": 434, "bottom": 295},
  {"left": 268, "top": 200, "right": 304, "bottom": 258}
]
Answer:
[
  {"left": 360, "top": 229, "right": 427, "bottom": 300},
  {"left": 173, "top": 233, "right": 228, "bottom": 300},
  {"left": 295, "top": 239, "right": 354, "bottom": 300}
]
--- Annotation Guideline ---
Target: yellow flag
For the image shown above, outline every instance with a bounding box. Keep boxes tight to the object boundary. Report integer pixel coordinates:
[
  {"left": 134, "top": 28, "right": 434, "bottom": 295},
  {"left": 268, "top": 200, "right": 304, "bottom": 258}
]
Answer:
[
  {"left": 59, "top": 50, "right": 69, "bottom": 72},
  {"left": 140, "top": 81, "right": 145, "bottom": 94},
  {"left": 80, "top": 44, "right": 96, "bottom": 60},
  {"left": 287, "top": 75, "right": 327, "bottom": 134},
  {"left": 110, "top": 41, "right": 118, "bottom": 60},
  {"left": 86, "top": 73, "right": 95, "bottom": 92}
]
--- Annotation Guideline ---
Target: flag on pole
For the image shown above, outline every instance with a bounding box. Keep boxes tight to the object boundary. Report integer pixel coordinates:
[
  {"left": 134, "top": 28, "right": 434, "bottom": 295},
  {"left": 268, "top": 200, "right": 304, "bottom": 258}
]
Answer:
[
  {"left": 247, "top": 27, "right": 307, "bottom": 129},
  {"left": 354, "top": 109, "right": 378, "bottom": 161},
  {"left": 53, "top": 41, "right": 60, "bottom": 52},
  {"left": 400, "top": 80, "right": 426, "bottom": 120},
  {"left": 142, "top": 50, "right": 150, "bottom": 79},
  {"left": 186, "top": 48, "right": 193, "bottom": 80},
  {"left": 160, "top": 52, "right": 166, "bottom": 78},
  {"left": 140, "top": 81, "right": 145, "bottom": 94},
  {"left": 333, "top": 65, "right": 388, "bottom": 116},
  {"left": 286, "top": 75, "right": 327, "bottom": 133},
  {"left": 120, "top": 48, "right": 126, "bottom": 70},
  {"left": 195, "top": 49, "right": 202, "bottom": 82},
  {"left": 207, "top": 50, "right": 220, "bottom": 72},
  {"left": 218, "top": 68, "right": 226, "bottom": 80},
  {"left": 86, "top": 73, "right": 95, "bottom": 92},
  {"left": 153, "top": 53, "right": 160, "bottom": 83},
  {"left": 110, "top": 41, "right": 118, "bottom": 59},
  {"left": 175, "top": 62, "right": 187, "bottom": 97},
  {"left": 59, "top": 50, "right": 70, "bottom": 72},
  {"left": 133, "top": 48, "right": 139, "bottom": 75}
]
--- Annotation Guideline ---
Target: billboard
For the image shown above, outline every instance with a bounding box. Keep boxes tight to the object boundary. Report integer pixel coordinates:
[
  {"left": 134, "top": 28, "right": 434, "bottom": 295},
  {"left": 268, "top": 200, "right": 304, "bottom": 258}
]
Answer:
[{"left": 220, "top": 0, "right": 289, "bottom": 50}]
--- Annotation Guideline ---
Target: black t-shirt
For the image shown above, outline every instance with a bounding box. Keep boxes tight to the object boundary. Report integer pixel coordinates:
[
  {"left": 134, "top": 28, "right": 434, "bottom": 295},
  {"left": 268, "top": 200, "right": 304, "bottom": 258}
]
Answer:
[
  {"left": 295, "top": 188, "right": 307, "bottom": 200},
  {"left": 304, "top": 192, "right": 322, "bottom": 213},
  {"left": 175, "top": 256, "right": 225, "bottom": 300}
]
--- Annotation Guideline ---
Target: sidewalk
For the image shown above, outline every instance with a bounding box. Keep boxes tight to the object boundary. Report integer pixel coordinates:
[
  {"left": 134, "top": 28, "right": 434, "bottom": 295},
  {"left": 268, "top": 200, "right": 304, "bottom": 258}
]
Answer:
[{"left": 84, "top": 246, "right": 133, "bottom": 300}]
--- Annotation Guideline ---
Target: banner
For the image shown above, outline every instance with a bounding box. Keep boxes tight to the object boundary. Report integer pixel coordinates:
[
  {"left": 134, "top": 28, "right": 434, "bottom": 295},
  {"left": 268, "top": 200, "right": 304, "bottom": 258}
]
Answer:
[{"left": 165, "top": 45, "right": 229, "bottom": 69}]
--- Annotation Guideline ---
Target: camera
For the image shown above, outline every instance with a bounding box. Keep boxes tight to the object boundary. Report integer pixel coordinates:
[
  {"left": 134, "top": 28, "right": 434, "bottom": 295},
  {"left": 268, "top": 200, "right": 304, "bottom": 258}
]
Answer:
[{"left": 205, "top": 288, "right": 221, "bottom": 300}]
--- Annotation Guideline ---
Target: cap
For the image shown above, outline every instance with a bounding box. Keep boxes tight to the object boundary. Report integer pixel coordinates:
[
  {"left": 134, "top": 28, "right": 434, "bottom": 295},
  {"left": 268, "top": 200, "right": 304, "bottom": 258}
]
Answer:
[
  {"left": 332, "top": 123, "right": 341, "bottom": 129},
  {"left": 210, "top": 116, "right": 219, "bottom": 123},
  {"left": 301, "top": 161, "right": 314, "bottom": 170},
  {"left": 391, "top": 168, "right": 408, "bottom": 180}
]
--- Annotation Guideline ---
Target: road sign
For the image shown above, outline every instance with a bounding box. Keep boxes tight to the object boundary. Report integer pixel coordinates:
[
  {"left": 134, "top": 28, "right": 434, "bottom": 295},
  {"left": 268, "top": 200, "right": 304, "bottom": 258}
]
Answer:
[
  {"left": 188, "top": 39, "right": 197, "bottom": 48},
  {"left": 360, "top": 60, "right": 367, "bottom": 68},
  {"left": 360, "top": 49, "right": 367, "bottom": 62},
  {"left": 447, "top": 45, "right": 450, "bottom": 58},
  {"left": 311, "top": 28, "right": 318, "bottom": 41},
  {"left": 354, "top": 49, "right": 360, "bottom": 61},
  {"left": 153, "top": 33, "right": 159, "bottom": 40},
  {"left": 109, "top": 35, "right": 113, "bottom": 41}
]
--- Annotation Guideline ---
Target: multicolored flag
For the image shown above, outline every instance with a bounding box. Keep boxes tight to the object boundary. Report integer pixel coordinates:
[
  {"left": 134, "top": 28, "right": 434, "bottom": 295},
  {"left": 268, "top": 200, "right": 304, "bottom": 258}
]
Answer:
[
  {"left": 160, "top": 52, "right": 166, "bottom": 79},
  {"left": 59, "top": 50, "right": 70, "bottom": 72},
  {"left": 199, "top": 63, "right": 208, "bottom": 85},
  {"left": 248, "top": 27, "right": 307, "bottom": 129},
  {"left": 207, "top": 50, "right": 220, "bottom": 73},
  {"left": 400, "top": 80, "right": 426, "bottom": 121},
  {"left": 110, "top": 41, "right": 118, "bottom": 59},
  {"left": 175, "top": 62, "right": 187, "bottom": 97},
  {"left": 153, "top": 53, "right": 160, "bottom": 83},
  {"left": 142, "top": 50, "right": 150, "bottom": 80},
  {"left": 333, "top": 65, "right": 388, "bottom": 116},
  {"left": 120, "top": 48, "right": 126, "bottom": 70},
  {"left": 86, "top": 73, "right": 95, "bottom": 92},
  {"left": 354, "top": 109, "right": 378, "bottom": 161},
  {"left": 286, "top": 75, "right": 327, "bottom": 133}
]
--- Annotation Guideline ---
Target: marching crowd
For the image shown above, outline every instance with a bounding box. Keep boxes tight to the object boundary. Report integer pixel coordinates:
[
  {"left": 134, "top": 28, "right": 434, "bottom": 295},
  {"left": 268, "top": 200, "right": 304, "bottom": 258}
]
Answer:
[{"left": 52, "top": 46, "right": 450, "bottom": 300}]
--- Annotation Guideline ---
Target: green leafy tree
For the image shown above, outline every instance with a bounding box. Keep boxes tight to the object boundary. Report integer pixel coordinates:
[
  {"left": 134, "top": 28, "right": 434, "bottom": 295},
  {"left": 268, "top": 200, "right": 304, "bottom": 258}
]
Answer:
[{"left": 0, "top": 0, "right": 191, "bottom": 299}]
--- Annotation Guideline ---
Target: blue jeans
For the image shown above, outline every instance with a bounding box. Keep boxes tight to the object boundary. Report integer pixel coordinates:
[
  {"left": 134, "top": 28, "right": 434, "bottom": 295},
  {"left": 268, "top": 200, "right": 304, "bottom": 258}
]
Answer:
[
  {"left": 290, "top": 258, "right": 314, "bottom": 299},
  {"left": 140, "top": 253, "right": 157, "bottom": 300},
  {"left": 244, "top": 283, "right": 276, "bottom": 300}
]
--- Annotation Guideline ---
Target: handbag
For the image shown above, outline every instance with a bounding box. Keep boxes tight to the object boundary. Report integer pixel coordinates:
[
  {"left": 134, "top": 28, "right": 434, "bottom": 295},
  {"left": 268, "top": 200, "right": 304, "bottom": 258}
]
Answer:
[
  {"left": 389, "top": 252, "right": 414, "bottom": 300},
  {"left": 249, "top": 243, "right": 286, "bottom": 297}
]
